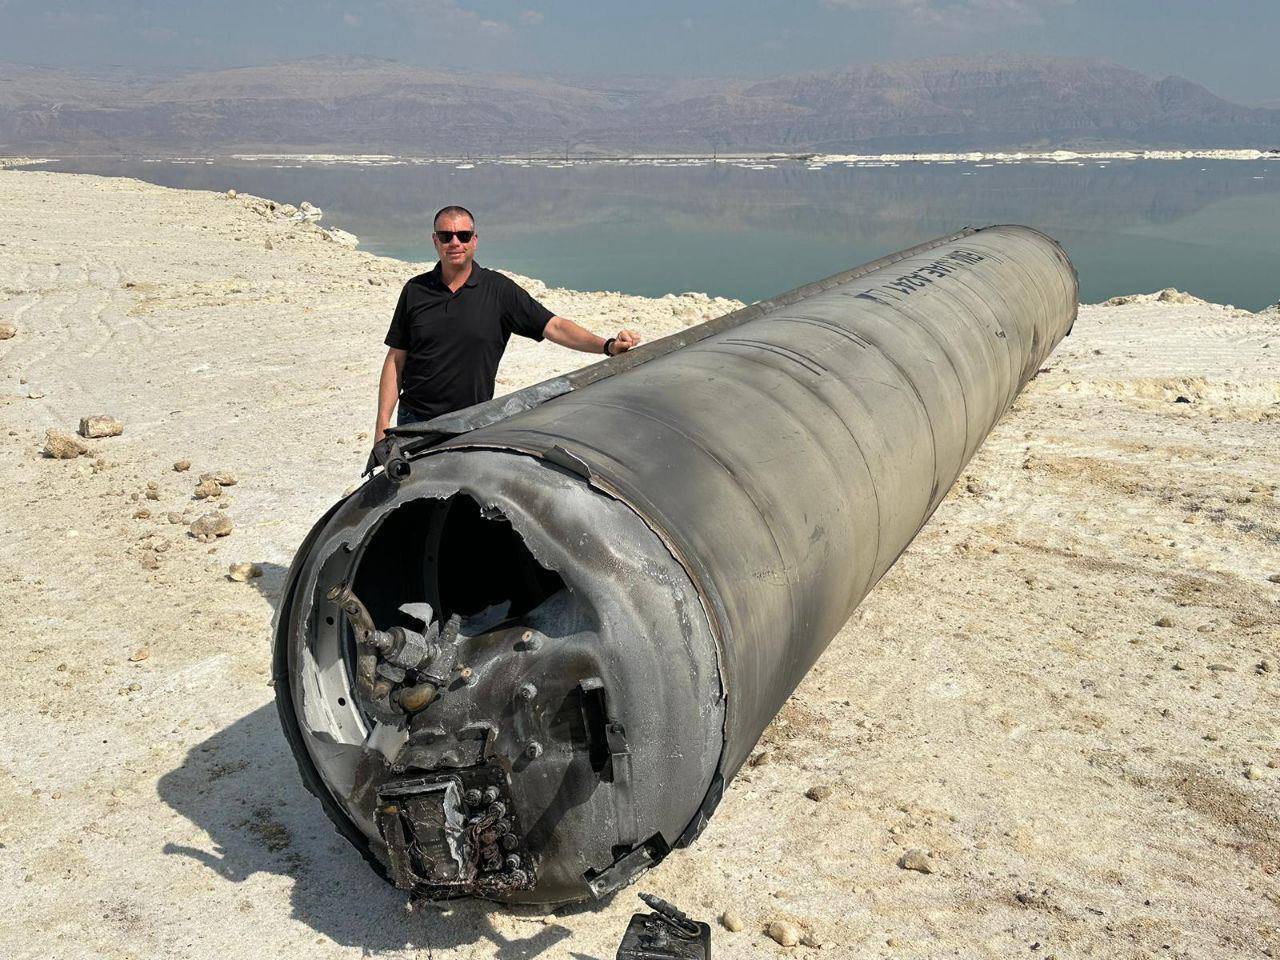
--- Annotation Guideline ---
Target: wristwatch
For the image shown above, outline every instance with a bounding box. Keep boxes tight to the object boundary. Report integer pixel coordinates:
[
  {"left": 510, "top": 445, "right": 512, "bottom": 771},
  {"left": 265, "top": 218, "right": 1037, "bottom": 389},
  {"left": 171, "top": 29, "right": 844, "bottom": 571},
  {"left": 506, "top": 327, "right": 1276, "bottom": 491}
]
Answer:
[{"left": 603, "top": 337, "right": 617, "bottom": 356}]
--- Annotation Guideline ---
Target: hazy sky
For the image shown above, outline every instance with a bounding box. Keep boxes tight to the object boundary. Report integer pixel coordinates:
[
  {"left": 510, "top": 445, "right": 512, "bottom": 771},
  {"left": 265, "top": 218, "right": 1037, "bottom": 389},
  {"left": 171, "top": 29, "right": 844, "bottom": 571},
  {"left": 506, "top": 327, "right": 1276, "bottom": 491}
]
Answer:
[{"left": 1, "top": 0, "right": 1276, "bottom": 104}]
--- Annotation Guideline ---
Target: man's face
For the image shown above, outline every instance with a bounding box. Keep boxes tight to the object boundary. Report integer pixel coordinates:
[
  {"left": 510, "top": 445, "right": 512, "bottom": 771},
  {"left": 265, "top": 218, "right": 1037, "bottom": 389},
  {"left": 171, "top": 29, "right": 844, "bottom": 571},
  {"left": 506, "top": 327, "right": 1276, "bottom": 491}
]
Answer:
[{"left": 432, "top": 213, "right": 477, "bottom": 270}]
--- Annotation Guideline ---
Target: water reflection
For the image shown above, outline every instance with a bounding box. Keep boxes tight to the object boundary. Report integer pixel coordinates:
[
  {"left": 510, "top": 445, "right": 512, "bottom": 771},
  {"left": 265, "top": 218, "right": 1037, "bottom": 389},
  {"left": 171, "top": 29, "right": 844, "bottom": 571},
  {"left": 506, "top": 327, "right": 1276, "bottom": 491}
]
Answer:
[{"left": 40, "top": 157, "right": 1280, "bottom": 309}]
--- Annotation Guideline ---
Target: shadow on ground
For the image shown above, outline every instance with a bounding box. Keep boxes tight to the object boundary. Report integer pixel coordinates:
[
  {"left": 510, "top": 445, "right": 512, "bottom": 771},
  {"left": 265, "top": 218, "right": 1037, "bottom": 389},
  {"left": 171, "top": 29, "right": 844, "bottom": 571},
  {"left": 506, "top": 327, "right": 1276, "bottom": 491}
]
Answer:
[{"left": 156, "top": 703, "right": 575, "bottom": 956}]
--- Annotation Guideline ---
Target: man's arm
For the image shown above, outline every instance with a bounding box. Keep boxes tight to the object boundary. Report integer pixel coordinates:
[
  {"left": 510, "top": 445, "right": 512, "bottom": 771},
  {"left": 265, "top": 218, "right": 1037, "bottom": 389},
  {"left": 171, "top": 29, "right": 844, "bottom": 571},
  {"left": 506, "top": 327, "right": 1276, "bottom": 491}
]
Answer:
[
  {"left": 543, "top": 315, "right": 641, "bottom": 356},
  {"left": 375, "top": 347, "right": 407, "bottom": 442}
]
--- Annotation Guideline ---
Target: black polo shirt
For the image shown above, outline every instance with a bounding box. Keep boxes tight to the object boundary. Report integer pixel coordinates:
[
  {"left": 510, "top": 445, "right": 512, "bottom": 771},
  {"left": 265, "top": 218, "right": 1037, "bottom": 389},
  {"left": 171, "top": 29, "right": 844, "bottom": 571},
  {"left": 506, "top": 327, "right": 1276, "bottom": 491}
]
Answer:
[{"left": 384, "top": 261, "right": 554, "bottom": 419}]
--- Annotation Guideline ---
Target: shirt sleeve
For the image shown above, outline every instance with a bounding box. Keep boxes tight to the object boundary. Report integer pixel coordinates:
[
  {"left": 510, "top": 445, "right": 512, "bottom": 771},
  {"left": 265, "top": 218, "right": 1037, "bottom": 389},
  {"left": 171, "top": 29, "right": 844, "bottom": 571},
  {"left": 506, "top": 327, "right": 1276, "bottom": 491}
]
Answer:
[
  {"left": 500, "top": 278, "right": 554, "bottom": 341},
  {"left": 384, "top": 284, "right": 411, "bottom": 349}
]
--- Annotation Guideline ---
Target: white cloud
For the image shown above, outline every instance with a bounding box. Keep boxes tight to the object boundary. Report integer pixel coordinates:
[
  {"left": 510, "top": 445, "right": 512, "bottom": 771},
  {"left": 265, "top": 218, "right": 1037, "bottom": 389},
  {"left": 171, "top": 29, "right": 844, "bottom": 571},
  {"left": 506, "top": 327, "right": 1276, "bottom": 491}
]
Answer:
[
  {"left": 821, "top": 0, "right": 1073, "bottom": 27},
  {"left": 383, "top": 0, "right": 526, "bottom": 35},
  {"left": 518, "top": 9, "right": 544, "bottom": 26}
]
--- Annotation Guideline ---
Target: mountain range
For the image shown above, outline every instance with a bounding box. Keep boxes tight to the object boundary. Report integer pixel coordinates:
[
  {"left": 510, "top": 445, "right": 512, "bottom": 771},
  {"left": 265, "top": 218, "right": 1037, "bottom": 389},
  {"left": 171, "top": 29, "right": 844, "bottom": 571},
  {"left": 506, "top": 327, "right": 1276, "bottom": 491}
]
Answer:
[{"left": 2, "top": 55, "right": 1278, "bottom": 155}]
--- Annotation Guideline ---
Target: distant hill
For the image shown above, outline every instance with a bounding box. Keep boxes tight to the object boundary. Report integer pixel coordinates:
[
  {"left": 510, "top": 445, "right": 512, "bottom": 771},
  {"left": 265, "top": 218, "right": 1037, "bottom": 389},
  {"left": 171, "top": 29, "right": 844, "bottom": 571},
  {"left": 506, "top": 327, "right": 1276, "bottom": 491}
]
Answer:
[{"left": 2, "top": 55, "right": 1278, "bottom": 155}]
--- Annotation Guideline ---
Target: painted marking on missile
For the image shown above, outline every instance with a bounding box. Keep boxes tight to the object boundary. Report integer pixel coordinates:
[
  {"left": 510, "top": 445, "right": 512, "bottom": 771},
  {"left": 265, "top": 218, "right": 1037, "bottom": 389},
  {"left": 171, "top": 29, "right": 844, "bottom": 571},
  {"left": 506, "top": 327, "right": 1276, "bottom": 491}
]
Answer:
[{"left": 854, "top": 248, "right": 989, "bottom": 306}]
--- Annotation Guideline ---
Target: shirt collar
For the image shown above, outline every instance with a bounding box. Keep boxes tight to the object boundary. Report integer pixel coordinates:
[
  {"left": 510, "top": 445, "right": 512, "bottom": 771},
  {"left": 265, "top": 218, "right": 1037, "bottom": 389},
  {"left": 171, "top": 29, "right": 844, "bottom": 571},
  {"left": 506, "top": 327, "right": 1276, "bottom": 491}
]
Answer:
[{"left": 429, "top": 260, "right": 482, "bottom": 289}]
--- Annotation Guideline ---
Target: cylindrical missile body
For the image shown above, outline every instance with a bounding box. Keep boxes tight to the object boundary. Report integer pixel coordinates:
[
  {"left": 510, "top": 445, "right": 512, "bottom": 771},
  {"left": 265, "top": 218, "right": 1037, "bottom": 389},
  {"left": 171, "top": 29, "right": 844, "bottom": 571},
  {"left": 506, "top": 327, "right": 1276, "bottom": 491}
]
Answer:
[{"left": 275, "top": 225, "right": 1077, "bottom": 905}]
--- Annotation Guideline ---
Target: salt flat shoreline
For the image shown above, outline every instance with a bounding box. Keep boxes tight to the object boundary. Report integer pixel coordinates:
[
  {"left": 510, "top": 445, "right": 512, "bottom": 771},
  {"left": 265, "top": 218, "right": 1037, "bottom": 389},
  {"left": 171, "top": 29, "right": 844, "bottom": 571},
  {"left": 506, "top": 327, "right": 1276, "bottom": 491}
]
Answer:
[
  {"left": 1, "top": 167, "right": 1277, "bottom": 960},
  {"left": 6, "top": 146, "right": 1278, "bottom": 174}
]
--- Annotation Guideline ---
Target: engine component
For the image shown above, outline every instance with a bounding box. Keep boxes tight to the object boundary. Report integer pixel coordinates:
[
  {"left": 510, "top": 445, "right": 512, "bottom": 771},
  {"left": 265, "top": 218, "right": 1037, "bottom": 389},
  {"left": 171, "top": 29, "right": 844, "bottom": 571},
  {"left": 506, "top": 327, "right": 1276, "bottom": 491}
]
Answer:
[
  {"left": 616, "top": 894, "right": 711, "bottom": 960},
  {"left": 274, "top": 225, "right": 1077, "bottom": 905}
]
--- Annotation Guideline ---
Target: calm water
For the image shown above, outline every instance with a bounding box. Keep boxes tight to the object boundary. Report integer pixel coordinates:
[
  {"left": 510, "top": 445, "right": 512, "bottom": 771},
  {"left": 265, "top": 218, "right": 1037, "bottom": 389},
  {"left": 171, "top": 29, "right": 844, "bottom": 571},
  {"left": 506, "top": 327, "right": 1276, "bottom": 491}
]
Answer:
[{"left": 36, "top": 156, "right": 1280, "bottom": 310}]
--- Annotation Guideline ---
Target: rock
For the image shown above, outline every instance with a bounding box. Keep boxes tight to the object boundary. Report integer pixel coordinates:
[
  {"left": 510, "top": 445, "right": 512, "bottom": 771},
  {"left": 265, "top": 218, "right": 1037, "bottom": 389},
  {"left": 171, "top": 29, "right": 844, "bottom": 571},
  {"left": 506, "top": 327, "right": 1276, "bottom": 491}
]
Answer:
[
  {"left": 194, "top": 478, "right": 222, "bottom": 499},
  {"left": 1245, "top": 766, "right": 1263, "bottom": 781},
  {"left": 324, "top": 227, "right": 359, "bottom": 248},
  {"left": 264, "top": 236, "right": 273, "bottom": 251},
  {"left": 226, "top": 189, "right": 237, "bottom": 199},
  {"left": 279, "top": 203, "right": 297, "bottom": 218},
  {"left": 767, "top": 920, "right": 800, "bottom": 947},
  {"left": 0, "top": 322, "right": 16, "bottom": 340},
  {"left": 1267, "top": 573, "right": 1280, "bottom": 584},
  {"left": 897, "top": 849, "right": 934, "bottom": 874},
  {"left": 27, "top": 389, "right": 44, "bottom": 399},
  {"left": 144, "top": 482, "right": 160, "bottom": 501},
  {"left": 720, "top": 910, "right": 744, "bottom": 932},
  {"left": 1258, "top": 660, "right": 1273, "bottom": 673},
  {"left": 228, "top": 561, "right": 263, "bottom": 582},
  {"left": 78, "top": 415, "right": 123, "bottom": 438},
  {"left": 805, "top": 784, "right": 833, "bottom": 802},
  {"left": 173, "top": 459, "right": 191, "bottom": 472},
  {"left": 129, "top": 647, "right": 150, "bottom": 662},
  {"left": 199, "top": 469, "right": 237, "bottom": 487},
  {"left": 43, "top": 428, "right": 88, "bottom": 459},
  {"left": 133, "top": 508, "right": 151, "bottom": 520},
  {"left": 748, "top": 750, "right": 772, "bottom": 767},
  {"left": 1183, "top": 513, "right": 1203, "bottom": 524},
  {"left": 190, "top": 511, "right": 232, "bottom": 542},
  {"left": 167, "top": 512, "right": 184, "bottom": 524},
  {"left": 1155, "top": 616, "right": 1175, "bottom": 628},
  {"left": 800, "top": 931, "right": 825, "bottom": 949}
]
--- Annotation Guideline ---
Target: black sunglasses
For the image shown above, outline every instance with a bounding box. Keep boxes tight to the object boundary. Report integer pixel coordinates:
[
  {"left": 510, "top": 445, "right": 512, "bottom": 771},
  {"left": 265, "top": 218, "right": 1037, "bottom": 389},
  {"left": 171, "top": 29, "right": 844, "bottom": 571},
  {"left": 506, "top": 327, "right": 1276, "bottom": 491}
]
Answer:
[{"left": 434, "top": 230, "right": 474, "bottom": 243}]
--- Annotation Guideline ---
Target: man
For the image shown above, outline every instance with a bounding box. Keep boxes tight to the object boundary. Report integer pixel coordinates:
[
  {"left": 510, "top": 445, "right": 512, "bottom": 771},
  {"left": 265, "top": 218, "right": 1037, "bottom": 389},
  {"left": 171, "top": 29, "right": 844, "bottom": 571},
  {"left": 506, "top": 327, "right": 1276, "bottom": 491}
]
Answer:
[{"left": 374, "top": 205, "right": 640, "bottom": 444}]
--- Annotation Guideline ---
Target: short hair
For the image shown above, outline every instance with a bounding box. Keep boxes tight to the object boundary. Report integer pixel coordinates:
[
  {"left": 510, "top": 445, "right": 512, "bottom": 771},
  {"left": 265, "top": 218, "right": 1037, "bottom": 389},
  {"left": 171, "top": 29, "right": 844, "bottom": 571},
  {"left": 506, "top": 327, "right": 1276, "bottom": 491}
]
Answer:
[{"left": 433, "top": 205, "right": 475, "bottom": 230}]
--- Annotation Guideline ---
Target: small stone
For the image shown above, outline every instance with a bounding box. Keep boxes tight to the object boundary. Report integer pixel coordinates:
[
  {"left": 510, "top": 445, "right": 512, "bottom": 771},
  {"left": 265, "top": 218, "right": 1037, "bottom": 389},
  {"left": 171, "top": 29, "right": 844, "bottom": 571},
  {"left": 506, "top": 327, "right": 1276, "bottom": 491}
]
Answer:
[
  {"left": 0, "top": 322, "right": 16, "bottom": 340},
  {"left": 720, "top": 910, "right": 744, "bottom": 932},
  {"left": 228, "top": 561, "right": 263, "bottom": 582},
  {"left": 1155, "top": 616, "right": 1175, "bottom": 628},
  {"left": 1183, "top": 514, "right": 1203, "bottom": 524},
  {"left": 173, "top": 459, "right": 191, "bottom": 472},
  {"left": 805, "top": 784, "right": 833, "bottom": 802},
  {"left": 226, "top": 188, "right": 237, "bottom": 199},
  {"left": 139, "top": 552, "right": 159, "bottom": 570},
  {"left": 1245, "top": 766, "right": 1263, "bottom": 781},
  {"left": 1207, "top": 663, "right": 1234, "bottom": 672},
  {"left": 144, "top": 485, "right": 160, "bottom": 501},
  {"left": 897, "top": 849, "right": 934, "bottom": 874},
  {"left": 78, "top": 415, "right": 124, "bottom": 438},
  {"left": 800, "top": 931, "right": 824, "bottom": 949},
  {"left": 129, "top": 647, "right": 150, "bottom": 662},
  {"left": 194, "top": 478, "right": 222, "bottom": 499},
  {"left": 767, "top": 920, "right": 800, "bottom": 947},
  {"left": 43, "top": 428, "right": 89, "bottom": 459},
  {"left": 748, "top": 750, "right": 772, "bottom": 767},
  {"left": 1258, "top": 660, "right": 1273, "bottom": 673},
  {"left": 27, "top": 389, "right": 44, "bottom": 399},
  {"left": 133, "top": 508, "right": 151, "bottom": 520},
  {"left": 190, "top": 511, "right": 233, "bottom": 541},
  {"left": 1267, "top": 573, "right": 1280, "bottom": 584},
  {"left": 199, "top": 470, "right": 237, "bottom": 487},
  {"left": 264, "top": 236, "right": 273, "bottom": 251},
  {"left": 1196, "top": 624, "right": 1215, "bottom": 634}
]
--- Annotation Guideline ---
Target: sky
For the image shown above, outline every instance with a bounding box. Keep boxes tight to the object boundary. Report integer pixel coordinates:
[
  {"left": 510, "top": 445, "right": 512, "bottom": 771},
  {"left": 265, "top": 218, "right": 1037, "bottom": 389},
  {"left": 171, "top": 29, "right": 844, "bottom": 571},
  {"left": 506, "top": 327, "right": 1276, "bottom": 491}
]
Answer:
[{"left": 1, "top": 0, "right": 1277, "bottom": 105}]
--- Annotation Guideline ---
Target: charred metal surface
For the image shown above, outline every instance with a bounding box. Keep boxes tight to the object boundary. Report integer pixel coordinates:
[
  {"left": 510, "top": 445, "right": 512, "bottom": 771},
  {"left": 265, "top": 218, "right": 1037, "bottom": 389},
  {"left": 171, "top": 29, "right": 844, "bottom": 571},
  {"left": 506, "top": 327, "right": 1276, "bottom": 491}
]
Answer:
[
  {"left": 275, "top": 225, "right": 1078, "bottom": 906},
  {"left": 615, "top": 894, "right": 712, "bottom": 960}
]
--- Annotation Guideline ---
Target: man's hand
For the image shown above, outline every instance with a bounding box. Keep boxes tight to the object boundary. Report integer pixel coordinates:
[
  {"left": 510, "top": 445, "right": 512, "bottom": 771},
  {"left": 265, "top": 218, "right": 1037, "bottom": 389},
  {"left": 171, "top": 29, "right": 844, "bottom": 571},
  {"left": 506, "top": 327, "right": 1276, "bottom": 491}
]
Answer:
[
  {"left": 545, "top": 315, "right": 643, "bottom": 356},
  {"left": 609, "top": 329, "right": 641, "bottom": 355}
]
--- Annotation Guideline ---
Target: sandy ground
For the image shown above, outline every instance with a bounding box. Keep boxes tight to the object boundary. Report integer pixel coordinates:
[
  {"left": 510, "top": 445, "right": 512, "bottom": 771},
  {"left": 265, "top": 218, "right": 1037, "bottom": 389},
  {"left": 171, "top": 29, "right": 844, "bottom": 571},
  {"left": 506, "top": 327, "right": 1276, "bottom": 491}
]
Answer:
[{"left": 0, "top": 168, "right": 1277, "bottom": 960}]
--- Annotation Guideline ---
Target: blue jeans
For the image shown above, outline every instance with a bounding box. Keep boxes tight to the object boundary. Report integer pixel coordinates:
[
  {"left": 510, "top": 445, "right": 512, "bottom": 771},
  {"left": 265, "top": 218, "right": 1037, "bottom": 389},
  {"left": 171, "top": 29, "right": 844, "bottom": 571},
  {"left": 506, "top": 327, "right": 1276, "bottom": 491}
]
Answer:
[{"left": 397, "top": 400, "right": 429, "bottom": 427}]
